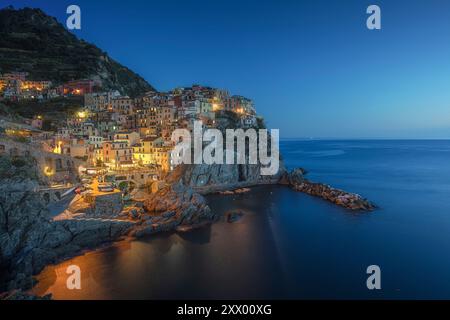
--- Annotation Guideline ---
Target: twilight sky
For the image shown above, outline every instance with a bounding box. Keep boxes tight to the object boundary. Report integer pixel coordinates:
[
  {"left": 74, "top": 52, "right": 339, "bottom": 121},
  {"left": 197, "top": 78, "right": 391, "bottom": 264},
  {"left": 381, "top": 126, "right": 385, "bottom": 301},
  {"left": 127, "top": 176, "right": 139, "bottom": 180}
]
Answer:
[{"left": 6, "top": 0, "right": 450, "bottom": 138}]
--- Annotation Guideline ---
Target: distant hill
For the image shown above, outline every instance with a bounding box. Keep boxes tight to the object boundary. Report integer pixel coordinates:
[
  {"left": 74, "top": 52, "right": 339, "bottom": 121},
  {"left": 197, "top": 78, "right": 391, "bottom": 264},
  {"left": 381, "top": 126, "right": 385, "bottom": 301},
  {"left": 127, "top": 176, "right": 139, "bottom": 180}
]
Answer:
[{"left": 0, "top": 6, "right": 155, "bottom": 97}]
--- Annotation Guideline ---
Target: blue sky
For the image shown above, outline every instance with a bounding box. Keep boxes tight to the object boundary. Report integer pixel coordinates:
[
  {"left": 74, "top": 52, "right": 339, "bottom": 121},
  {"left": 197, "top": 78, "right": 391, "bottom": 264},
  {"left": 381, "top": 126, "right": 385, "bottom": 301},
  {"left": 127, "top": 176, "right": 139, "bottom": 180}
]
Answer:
[{"left": 4, "top": 0, "right": 450, "bottom": 138}]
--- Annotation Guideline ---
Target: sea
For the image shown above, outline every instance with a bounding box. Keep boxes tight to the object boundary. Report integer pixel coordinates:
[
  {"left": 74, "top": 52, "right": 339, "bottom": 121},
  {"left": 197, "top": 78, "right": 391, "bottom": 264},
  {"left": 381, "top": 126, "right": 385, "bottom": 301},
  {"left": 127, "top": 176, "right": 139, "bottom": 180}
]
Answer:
[{"left": 31, "top": 140, "right": 450, "bottom": 299}]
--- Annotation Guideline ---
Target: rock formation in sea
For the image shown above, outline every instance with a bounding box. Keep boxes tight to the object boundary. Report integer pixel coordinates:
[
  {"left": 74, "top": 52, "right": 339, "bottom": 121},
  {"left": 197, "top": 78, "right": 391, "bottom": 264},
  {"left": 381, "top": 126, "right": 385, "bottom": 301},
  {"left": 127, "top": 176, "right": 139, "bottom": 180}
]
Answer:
[
  {"left": 129, "top": 182, "right": 216, "bottom": 237},
  {"left": 281, "top": 168, "right": 376, "bottom": 211}
]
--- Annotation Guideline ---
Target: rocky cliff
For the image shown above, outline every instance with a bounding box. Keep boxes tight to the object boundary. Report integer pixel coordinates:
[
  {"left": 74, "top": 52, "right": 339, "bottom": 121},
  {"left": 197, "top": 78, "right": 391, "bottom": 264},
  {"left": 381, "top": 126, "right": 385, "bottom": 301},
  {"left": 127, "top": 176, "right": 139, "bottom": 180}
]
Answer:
[
  {"left": 165, "top": 111, "right": 287, "bottom": 194},
  {"left": 0, "top": 178, "right": 133, "bottom": 292},
  {"left": 130, "top": 182, "right": 216, "bottom": 237},
  {"left": 0, "top": 153, "right": 221, "bottom": 292},
  {"left": 168, "top": 162, "right": 286, "bottom": 194}
]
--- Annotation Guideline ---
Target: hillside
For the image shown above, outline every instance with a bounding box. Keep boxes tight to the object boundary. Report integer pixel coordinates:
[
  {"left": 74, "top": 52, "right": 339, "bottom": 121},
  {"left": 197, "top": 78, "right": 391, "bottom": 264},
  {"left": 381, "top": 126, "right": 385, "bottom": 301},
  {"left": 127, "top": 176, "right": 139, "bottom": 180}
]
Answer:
[
  {"left": 1, "top": 96, "right": 84, "bottom": 130},
  {"left": 0, "top": 6, "right": 155, "bottom": 97}
]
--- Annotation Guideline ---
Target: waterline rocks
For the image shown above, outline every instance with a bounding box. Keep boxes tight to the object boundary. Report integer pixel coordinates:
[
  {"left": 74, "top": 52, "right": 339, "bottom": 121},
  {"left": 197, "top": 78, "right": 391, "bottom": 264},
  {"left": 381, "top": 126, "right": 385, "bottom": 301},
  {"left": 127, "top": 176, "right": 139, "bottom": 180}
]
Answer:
[
  {"left": 292, "top": 181, "right": 376, "bottom": 211},
  {"left": 217, "top": 188, "right": 251, "bottom": 195},
  {"left": 130, "top": 182, "right": 217, "bottom": 238},
  {"left": 120, "top": 206, "right": 144, "bottom": 220},
  {"left": 285, "top": 169, "right": 376, "bottom": 211},
  {"left": 282, "top": 167, "right": 307, "bottom": 185}
]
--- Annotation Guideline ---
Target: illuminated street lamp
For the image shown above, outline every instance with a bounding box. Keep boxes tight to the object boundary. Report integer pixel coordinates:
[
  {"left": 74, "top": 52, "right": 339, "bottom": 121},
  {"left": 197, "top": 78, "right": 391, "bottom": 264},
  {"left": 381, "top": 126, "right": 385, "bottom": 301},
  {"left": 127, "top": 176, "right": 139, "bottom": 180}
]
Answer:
[{"left": 44, "top": 166, "right": 54, "bottom": 177}]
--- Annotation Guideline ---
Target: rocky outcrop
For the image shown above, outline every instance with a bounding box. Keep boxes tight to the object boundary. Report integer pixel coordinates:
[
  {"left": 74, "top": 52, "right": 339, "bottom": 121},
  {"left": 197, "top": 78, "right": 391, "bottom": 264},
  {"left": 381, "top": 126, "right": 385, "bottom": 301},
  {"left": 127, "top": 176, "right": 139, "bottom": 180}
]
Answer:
[
  {"left": 0, "top": 179, "right": 134, "bottom": 292},
  {"left": 130, "top": 182, "right": 217, "bottom": 238},
  {"left": 279, "top": 167, "right": 306, "bottom": 185},
  {"left": 167, "top": 161, "right": 286, "bottom": 195},
  {"left": 163, "top": 109, "right": 287, "bottom": 194},
  {"left": 120, "top": 206, "right": 144, "bottom": 220},
  {"left": 284, "top": 169, "right": 376, "bottom": 211}
]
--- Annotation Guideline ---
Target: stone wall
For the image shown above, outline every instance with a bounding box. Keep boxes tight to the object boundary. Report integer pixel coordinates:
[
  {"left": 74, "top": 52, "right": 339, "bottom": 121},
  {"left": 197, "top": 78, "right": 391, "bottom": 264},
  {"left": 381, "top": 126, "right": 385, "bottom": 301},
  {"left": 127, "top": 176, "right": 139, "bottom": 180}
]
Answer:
[
  {"left": 83, "top": 191, "right": 123, "bottom": 217},
  {"left": 38, "top": 186, "right": 75, "bottom": 205}
]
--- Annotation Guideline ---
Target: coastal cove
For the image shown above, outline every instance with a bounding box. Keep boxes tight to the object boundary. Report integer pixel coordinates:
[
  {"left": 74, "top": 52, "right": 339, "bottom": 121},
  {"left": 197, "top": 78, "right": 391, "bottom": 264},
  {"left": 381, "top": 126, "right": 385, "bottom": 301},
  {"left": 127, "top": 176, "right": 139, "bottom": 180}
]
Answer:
[{"left": 30, "top": 140, "right": 450, "bottom": 299}]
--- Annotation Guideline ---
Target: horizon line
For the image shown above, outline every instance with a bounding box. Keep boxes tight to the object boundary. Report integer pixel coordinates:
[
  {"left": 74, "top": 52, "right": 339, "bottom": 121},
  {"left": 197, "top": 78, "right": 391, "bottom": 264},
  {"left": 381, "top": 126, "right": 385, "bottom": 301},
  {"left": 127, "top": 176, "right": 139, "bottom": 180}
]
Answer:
[{"left": 279, "top": 137, "right": 450, "bottom": 141}]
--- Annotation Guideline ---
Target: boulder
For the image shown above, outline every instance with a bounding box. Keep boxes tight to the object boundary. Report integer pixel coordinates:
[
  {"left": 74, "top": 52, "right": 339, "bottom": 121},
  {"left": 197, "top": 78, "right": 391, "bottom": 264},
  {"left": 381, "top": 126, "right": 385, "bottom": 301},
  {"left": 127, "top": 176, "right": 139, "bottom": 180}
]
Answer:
[
  {"left": 131, "top": 182, "right": 217, "bottom": 238},
  {"left": 121, "top": 206, "right": 144, "bottom": 220}
]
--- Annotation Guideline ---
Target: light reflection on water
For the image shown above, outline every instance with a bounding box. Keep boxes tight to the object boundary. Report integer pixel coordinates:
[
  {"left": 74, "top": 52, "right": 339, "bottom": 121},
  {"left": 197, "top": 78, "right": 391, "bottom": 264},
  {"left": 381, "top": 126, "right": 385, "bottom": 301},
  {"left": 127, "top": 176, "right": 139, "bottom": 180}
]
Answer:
[
  {"left": 31, "top": 140, "right": 450, "bottom": 299},
  {"left": 31, "top": 190, "right": 288, "bottom": 299}
]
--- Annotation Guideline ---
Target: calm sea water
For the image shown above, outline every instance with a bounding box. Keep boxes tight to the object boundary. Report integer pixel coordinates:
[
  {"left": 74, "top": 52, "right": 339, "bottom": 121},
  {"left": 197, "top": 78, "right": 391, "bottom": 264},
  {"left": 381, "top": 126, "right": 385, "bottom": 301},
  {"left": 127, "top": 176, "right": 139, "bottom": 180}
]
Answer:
[{"left": 32, "top": 140, "right": 450, "bottom": 299}]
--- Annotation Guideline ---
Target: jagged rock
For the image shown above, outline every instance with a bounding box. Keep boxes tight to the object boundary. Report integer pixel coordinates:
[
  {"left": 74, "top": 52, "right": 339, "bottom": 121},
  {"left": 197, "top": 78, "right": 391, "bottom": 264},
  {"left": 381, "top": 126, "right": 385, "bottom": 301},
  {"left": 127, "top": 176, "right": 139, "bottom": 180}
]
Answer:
[
  {"left": 286, "top": 169, "right": 376, "bottom": 211},
  {"left": 121, "top": 206, "right": 144, "bottom": 220},
  {"left": 0, "top": 178, "right": 134, "bottom": 293},
  {"left": 167, "top": 161, "right": 286, "bottom": 195},
  {"left": 130, "top": 182, "right": 216, "bottom": 238},
  {"left": 288, "top": 168, "right": 306, "bottom": 185}
]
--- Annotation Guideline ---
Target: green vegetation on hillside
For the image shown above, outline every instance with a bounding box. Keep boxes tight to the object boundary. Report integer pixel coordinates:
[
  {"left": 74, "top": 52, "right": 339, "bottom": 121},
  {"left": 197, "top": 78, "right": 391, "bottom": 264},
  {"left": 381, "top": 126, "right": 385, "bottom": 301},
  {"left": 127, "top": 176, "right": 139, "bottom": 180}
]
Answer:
[
  {"left": 4, "top": 96, "right": 83, "bottom": 118},
  {"left": 0, "top": 6, "right": 155, "bottom": 97},
  {"left": 1, "top": 96, "right": 83, "bottom": 129}
]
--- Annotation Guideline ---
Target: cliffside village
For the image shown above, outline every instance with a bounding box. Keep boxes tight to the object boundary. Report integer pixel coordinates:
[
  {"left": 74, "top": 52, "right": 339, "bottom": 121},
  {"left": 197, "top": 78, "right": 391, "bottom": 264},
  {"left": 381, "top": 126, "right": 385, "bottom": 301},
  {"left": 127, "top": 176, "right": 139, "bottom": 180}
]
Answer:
[{"left": 0, "top": 72, "right": 259, "bottom": 189}]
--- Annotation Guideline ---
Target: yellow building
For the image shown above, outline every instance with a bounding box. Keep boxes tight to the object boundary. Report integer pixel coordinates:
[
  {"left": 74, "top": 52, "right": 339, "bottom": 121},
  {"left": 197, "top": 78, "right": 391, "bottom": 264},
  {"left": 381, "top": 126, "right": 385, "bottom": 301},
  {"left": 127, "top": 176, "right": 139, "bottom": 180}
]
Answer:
[
  {"left": 91, "top": 148, "right": 103, "bottom": 166},
  {"left": 132, "top": 137, "right": 172, "bottom": 172}
]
